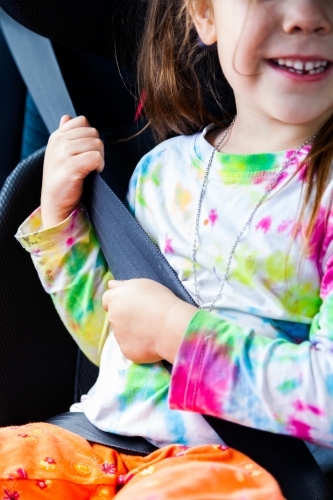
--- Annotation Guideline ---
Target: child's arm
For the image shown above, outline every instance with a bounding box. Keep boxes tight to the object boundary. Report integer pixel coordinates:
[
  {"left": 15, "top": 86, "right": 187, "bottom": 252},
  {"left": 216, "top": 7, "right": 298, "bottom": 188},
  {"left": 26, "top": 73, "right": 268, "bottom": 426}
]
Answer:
[
  {"left": 168, "top": 293, "right": 333, "bottom": 445},
  {"left": 102, "top": 255, "right": 333, "bottom": 445},
  {"left": 16, "top": 115, "right": 110, "bottom": 366},
  {"left": 168, "top": 236, "right": 333, "bottom": 444}
]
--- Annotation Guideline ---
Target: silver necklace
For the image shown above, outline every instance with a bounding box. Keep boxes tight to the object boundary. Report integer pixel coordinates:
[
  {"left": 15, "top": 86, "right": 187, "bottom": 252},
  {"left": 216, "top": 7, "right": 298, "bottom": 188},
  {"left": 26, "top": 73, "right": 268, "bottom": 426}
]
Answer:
[{"left": 192, "top": 117, "right": 318, "bottom": 312}]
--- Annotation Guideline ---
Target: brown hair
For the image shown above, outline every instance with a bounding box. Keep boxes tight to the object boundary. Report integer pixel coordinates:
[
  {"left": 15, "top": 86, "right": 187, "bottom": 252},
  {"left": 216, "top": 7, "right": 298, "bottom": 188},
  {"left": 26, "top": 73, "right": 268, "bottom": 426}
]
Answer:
[{"left": 137, "top": 0, "right": 333, "bottom": 243}]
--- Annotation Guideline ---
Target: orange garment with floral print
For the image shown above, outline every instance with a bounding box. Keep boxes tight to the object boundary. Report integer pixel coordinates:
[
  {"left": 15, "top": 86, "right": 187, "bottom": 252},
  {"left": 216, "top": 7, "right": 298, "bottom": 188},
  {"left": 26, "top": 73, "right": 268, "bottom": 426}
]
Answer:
[{"left": 0, "top": 423, "right": 284, "bottom": 500}]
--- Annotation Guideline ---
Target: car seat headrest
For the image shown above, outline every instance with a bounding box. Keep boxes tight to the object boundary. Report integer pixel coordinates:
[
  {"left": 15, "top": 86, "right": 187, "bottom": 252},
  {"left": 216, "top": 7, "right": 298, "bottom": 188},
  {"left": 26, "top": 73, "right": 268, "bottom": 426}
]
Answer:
[{"left": 0, "top": 0, "right": 148, "bottom": 62}]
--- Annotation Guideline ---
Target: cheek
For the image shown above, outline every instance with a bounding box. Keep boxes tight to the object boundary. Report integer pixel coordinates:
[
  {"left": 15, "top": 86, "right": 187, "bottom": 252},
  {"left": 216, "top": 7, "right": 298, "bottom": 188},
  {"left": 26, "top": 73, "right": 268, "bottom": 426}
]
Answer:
[
  {"left": 217, "top": 39, "right": 256, "bottom": 97},
  {"left": 216, "top": 8, "right": 271, "bottom": 77}
]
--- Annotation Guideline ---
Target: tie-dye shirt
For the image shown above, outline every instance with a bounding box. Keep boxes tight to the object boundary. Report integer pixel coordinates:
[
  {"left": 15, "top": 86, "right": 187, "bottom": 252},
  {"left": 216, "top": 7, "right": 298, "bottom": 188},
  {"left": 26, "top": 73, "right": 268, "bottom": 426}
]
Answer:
[{"left": 16, "top": 125, "right": 333, "bottom": 447}]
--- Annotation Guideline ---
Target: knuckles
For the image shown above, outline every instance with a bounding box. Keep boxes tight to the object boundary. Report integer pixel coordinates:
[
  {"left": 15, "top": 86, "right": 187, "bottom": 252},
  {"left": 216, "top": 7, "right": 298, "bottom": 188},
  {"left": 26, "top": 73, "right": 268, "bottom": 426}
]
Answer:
[
  {"left": 89, "top": 127, "right": 99, "bottom": 138},
  {"left": 86, "top": 150, "right": 104, "bottom": 166},
  {"left": 91, "top": 138, "right": 104, "bottom": 152},
  {"left": 47, "top": 130, "right": 59, "bottom": 145},
  {"left": 74, "top": 115, "right": 90, "bottom": 128}
]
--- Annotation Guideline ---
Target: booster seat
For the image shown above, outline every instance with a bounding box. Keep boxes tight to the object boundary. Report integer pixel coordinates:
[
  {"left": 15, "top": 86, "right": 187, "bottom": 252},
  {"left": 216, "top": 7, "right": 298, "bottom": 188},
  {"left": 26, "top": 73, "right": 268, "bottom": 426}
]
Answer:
[{"left": 1, "top": 1, "right": 333, "bottom": 498}]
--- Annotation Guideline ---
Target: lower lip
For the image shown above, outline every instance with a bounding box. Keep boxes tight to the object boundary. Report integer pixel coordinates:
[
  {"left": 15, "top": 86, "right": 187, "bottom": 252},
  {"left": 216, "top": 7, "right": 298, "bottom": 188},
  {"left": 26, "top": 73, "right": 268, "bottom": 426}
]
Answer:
[{"left": 267, "top": 60, "right": 332, "bottom": 83}]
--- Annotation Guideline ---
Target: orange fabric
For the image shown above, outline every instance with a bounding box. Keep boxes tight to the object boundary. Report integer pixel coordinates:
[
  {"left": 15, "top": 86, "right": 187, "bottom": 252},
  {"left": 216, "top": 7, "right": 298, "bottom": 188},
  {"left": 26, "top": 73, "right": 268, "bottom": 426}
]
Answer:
[{"left": 0, "top": 423, "right": 284, "bottom": 499}]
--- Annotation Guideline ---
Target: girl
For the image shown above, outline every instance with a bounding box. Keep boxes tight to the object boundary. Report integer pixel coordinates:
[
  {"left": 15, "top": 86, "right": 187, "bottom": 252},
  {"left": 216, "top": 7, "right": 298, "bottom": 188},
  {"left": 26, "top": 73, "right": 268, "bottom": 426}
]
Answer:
[{"left": 10, "top": 0, "right": 333, "bottom": 497}]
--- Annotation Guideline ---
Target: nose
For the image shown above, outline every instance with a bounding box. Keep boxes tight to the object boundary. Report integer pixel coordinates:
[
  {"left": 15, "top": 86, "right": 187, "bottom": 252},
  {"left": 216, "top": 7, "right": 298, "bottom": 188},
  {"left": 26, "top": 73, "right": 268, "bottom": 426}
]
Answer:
[{"left": 282, "top": 0, "right": 331, "bottom": 35}]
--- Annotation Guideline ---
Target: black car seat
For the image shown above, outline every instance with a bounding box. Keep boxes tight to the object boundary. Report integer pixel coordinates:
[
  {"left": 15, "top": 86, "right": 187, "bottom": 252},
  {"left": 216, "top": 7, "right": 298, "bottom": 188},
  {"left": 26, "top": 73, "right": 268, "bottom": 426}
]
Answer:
[
  {"left": 0, "top": 25, "right": 26, "bottom": 189},
  {"left": 0, "top": 0, "right": 154, "bottom": 427}
]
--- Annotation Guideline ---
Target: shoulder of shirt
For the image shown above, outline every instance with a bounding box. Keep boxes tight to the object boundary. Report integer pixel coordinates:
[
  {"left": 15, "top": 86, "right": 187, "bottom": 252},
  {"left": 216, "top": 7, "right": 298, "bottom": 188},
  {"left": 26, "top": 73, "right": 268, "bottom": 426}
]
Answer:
[
  {"left": 134, "top": 132, "right": 200, "bottom": 178},
  {"left": 127, "top": 132, "right": 201, "bottom": 214}
]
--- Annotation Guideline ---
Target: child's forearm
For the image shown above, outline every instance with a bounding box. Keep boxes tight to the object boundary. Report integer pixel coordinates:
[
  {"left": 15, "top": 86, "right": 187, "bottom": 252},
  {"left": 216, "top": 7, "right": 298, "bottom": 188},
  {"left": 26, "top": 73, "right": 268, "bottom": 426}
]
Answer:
[
  {"left": 169, "top": 305, "right": 333, "bottom": 447},
  {"left": 16, "top": 205, "right": 111, "bottom": 366}
]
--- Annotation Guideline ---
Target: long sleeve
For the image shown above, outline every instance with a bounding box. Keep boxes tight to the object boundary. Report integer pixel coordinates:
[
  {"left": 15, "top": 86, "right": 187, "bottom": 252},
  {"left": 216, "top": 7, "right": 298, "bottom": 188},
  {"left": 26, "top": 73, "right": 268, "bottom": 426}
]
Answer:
[
  {"left": 15, "top": 206, "right": 111, "bottom": 366},
  {"left": 170, "top": 238, "right": 333, "bottom": 446}
]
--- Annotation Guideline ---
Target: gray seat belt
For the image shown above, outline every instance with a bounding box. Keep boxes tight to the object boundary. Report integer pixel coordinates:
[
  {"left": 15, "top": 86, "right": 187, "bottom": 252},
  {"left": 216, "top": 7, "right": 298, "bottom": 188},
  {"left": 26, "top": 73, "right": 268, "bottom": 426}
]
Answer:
[
  {"left": 0, "top": 9, "right": 75, "bottom": 133},
  {"left": 2, "top": 8, "right": 333, "bottom": 499},
  {"left": 0, "top": 8, "right": 196, "bottom": 304}
]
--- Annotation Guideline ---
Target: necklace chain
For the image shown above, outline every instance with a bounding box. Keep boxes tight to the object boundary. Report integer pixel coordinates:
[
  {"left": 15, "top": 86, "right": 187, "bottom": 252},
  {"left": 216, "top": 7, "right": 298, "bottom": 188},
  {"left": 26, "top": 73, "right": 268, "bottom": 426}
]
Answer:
[{"left": 192, "top": 118, "right": 318, "bottom": 312}]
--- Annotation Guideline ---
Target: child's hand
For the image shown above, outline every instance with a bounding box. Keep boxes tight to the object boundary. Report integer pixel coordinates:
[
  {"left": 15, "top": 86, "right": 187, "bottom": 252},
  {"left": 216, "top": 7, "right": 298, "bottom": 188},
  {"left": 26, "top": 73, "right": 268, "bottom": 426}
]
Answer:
[
  {"left": 41, "top": 115, "right": 104, "bottom": 229},
  {"left": 102, "top": 279, "right": 197, "bottom": 364}
]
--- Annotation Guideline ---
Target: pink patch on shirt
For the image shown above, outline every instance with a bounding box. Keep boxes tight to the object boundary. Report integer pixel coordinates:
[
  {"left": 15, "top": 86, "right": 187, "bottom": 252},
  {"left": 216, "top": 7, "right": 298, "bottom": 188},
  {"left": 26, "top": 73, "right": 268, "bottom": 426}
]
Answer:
[
  {"left": 68, "top": 206, "right": 80, "bottom": 233},
  {"left": 280, "top": 147, "right": 311, "bottom": 188},
  {"left": 255, "top": 216, "right": 272, "bottom": 233},
  {"left": 288, "top": 418, "right": 312, "bottom": 440},
  {"left": 293, "top": 400, "right": 305, "bottom": 412},
  {"left": 275, "top": 170, "right": 289, "bottom": 188},
  {"left": 208, "top": 209, "right": 218, "bottom": 226},
  {"left": 165, "top": 238, "right": 174, "bottom": 254},
  {"left": 66, "top": 237, "right": 74, "bottom": 247},
  {"left": 253, "top": 174, "right": 265, "bottom": 185},
  {"left": 307, "top": 207, "right": 327, "bottom": 264},
  {"left": 321, "top": 258, "right": 333, "bottom": 298},
  {"left": 278, "top": 220, "right": 292, "bottom": 234},
  {"left": 293, "top": 400, "right": 324, "bottom": 416},
  {"left": 302, "top": 145, "right": 312, "bottom": 154},
  {"left": 308, "top": 405, "right": 325, "bottom": 416},
  {"left": 298, "top": 165, "right": 307, "bottom": 182}
]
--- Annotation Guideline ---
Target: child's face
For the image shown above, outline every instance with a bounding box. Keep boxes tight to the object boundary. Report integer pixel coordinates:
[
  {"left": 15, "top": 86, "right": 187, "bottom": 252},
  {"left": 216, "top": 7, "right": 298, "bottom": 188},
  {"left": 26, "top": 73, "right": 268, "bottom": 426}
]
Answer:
[{"left": 192, "top": 0, "right": 333, "bottom": 128}]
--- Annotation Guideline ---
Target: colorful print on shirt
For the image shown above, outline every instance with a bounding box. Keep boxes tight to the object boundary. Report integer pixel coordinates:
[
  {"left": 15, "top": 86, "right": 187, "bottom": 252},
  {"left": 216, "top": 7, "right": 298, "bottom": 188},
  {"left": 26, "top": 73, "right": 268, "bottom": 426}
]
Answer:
[{"left": 16, "top": 125, "right": 333, "bottom": 447}]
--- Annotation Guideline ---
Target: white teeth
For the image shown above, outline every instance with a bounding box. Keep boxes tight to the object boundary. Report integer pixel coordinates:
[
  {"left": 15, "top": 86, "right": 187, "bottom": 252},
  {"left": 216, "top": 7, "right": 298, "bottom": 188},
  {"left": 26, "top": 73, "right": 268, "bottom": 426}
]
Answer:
[
  {"left": 294, "top": 60, "right": 304, "bottom": 70},
  {"left": 274, "top": 58, "right": 328, "bottom": 74}
]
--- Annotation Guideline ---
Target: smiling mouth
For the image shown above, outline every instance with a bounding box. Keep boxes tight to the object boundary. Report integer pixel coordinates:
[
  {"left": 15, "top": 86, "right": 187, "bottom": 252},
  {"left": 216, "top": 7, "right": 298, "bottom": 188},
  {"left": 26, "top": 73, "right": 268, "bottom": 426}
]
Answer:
[{"left": 271, "top": 58, "right": 330, "bottom": 75}]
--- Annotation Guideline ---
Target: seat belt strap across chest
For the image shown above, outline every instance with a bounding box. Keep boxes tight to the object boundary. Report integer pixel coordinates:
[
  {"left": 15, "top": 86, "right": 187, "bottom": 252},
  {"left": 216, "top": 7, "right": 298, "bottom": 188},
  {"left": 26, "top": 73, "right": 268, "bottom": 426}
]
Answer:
[{"left": 2, "top": 8, "right": 333, "bottom": 499}]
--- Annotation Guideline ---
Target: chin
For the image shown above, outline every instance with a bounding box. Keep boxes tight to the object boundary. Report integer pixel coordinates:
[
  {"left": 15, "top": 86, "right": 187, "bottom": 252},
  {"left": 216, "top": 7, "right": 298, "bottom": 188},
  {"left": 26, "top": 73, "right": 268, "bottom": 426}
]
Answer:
[{"left": 265, "top": 103, "right": 333, "bottom": 128}]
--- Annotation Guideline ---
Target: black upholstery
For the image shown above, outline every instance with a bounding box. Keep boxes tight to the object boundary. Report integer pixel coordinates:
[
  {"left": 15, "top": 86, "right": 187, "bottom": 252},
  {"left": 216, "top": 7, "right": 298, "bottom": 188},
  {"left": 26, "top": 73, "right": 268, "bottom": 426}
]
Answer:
[
  {"left": 0, "top": 0, "right": 147, "bottom": 63},
  {"left": 0, "top": 0, "right": 235, "bottom": 126},
  {"left": 0, "top": 148, "right": 80, "bottom": 425},
  {"left": 0, "top": 25, "right": 26, "bottom": 189},
  {"left": 0, "top": 115, "right": 155, "bottom": 426},
  {"left": 74, "top": 351, "right": 99, "bottom": 404},
  {"left": 47, "top": 412, "right": 157, "bottom": 455}
]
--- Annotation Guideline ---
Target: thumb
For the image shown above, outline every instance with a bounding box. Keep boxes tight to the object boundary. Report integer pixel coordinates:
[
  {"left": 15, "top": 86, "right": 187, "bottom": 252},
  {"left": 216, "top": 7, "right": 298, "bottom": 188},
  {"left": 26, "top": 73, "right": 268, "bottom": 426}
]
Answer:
[
  {"left": 59, "top": 115, "right": 72, "bottom": 128},
  {"left": 108, "top": 280, "right": 125, "bottom": 289}
]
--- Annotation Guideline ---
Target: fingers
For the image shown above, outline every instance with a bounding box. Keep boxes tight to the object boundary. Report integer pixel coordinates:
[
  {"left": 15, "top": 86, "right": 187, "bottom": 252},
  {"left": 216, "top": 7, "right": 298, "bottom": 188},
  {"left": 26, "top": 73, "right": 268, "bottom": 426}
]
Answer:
[
  {"left": 59, "top": 115, "right": 91, "bottom": 132},
  {"left": 59, "top": 115, "right": 72, "bottom": 128},
  {"left": 108, "top": 280, "right": 124, "bottom": 288},
  {"left": 48, "top": 120, "right": 105, "bottom": 174},
  {"left": 50, "top": 117, "right": 100, "bottom": 145},
  {"left": 74, "top": 150, "right": 105, "bottom": 174},
  {"left": 64, "top": 127, "right": 100, "bottom": 140},
  {"left": 102, "top": 281, "right": 125, "bottom": 311},
  {"left": 102, "top": 290, "right": 110, "bottom": 312},
  {"left": 49, "top": 127, "right": 101, "bottom": 152},
  {"left": 63, "top": 137, "right": 104, "bottom": 157}
]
